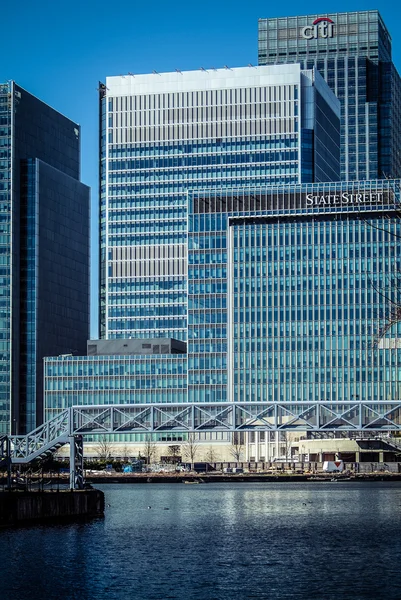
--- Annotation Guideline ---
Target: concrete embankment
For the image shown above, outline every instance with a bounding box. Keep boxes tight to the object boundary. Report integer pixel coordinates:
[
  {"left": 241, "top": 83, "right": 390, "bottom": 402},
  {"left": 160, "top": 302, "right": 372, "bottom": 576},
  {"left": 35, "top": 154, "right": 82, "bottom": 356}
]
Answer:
[
  {"left": 0, "top": 489, "right": 104, "bottom": 528},
  {"left": 84, "top": 472, "right": 401, "bottom": 483},
  {"left": 86, "top": 473, "right": 309, "bottom": 483}
]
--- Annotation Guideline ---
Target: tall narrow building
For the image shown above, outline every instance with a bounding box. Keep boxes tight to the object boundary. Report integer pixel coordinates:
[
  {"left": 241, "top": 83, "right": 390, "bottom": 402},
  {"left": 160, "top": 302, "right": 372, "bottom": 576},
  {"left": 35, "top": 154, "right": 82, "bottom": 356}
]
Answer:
[
  {"left": 258, "top": 10, "right": 401, "bottom": 181},
  {"left": 0, "top": 82, "right": 90, "bottom": 434}
]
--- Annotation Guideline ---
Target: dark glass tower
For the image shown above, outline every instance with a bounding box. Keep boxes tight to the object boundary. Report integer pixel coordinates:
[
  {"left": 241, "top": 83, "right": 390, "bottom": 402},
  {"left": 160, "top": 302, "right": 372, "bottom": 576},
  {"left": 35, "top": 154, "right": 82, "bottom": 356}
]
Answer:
[
  {"left": 258, "top": 10, "right": 401, "bottom": 181},
  {"left": 0, "top": 81, "right": 90, "bottom": 434}
]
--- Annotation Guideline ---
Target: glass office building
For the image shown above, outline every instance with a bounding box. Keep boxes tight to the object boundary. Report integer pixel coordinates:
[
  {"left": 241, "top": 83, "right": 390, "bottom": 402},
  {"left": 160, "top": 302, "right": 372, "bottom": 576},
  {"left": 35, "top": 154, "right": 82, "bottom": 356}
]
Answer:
[
  {"left": 45, "top": 179, "right": 401, "bottom": 438},
  {"left": 43, "top": 63, "right": 400, "bottom": 447},
  {"left": 0, "top": 82, "right": 90, "bottom": 434},
  {"left": 99, "top": 64, "right": 340, "bottom": 342},
  {"left": 258, "top": 10, "right": 401, "bottom": 181},
  {"left": 188, "top": 180, "right": 401, "bottom": 407}
]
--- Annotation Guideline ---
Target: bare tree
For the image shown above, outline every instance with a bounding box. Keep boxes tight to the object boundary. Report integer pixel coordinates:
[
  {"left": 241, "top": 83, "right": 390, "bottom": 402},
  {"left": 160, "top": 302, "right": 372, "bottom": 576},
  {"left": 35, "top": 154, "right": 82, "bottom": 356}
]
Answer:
[
  {"left": 229, "top": 433, "right": 244, "bottom": 463},
  {"left": 143, "top": 435, "right": 157, "bottom": 466},
  {"left": 96, "top": 436, "right": 112, "bottom": 462},
  {"left": 183, "top": 434, "right": 199, "bottom": 470},
  {"left": 167, "top": 444, "right": 181, "bottom": 464},
  {"left": 356, "top": 182, "right": 401, "bottom": 346},
  {"left": 280, "top": 432, "right": 293, "bottom": 461},
  {"left": 122, "top": 444, "right": 131, "bottom": 462},
  {"left": 204, "top": 446, "right": 218, "bottom": 464}
]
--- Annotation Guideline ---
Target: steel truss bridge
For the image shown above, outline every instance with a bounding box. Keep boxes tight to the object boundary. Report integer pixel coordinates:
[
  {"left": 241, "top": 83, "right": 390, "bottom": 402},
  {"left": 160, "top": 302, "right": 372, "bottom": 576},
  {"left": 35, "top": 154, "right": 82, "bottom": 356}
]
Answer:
[{"left": 1, "top": 400, "right": 401, "bottom": 489}]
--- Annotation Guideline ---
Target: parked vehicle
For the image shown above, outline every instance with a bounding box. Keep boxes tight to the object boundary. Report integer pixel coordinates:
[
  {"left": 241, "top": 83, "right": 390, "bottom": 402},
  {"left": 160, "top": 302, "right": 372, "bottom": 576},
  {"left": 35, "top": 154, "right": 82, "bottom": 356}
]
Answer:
[{"left": 323, "top": 460, "right": 344, "bottom": 473}]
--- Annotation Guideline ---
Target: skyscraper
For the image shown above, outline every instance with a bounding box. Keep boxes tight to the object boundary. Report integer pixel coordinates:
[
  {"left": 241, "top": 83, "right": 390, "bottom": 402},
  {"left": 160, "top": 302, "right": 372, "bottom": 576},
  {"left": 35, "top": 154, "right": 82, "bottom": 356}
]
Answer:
[
  {"left": 258, "top": 10, "right": 401, "bottom": 182},
  {"left": 0, "top": 81, "right": 90, "bottom": 434},
  {"left": 99, "top": 64, "right": 340, "bottom": 342}
]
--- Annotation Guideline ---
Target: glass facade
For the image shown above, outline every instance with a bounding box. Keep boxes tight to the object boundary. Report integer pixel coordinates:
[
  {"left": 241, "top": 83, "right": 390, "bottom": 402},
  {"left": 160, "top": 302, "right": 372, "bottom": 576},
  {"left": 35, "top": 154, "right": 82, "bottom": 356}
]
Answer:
[
  {"left": 258, "top": 10, "right": 401, "bottom": 181},
  {"left": 0, "top": 82, "right": 90, "bottom": 434},
  {"left": 0, "top": 84, "right": 12, "bottom": 434},
  {"left": 45, "top": 180, "right": 401, "bottom": 434},
  {"left": 44, "top": 354, "right": 187, "bottom": 422},
  {"left": 188, "top": 180, "right": 401, "bottom": 409},
  {"left": 99, "top": 65, "right": 339, "bottom": 341}
]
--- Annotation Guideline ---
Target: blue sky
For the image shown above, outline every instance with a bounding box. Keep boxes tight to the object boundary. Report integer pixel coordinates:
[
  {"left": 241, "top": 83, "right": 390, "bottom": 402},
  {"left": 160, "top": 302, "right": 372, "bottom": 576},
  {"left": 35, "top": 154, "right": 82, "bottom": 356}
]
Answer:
[{"left": 2, "top": 0, "right": 401, "bottom": 338}]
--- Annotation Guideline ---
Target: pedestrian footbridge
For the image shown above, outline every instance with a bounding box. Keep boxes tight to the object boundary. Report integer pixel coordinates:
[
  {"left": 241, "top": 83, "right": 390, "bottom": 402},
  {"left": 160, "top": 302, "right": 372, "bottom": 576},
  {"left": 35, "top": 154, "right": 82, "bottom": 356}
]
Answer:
[{"left": 1, "top": 401, "right": 401, "bottom": 488}]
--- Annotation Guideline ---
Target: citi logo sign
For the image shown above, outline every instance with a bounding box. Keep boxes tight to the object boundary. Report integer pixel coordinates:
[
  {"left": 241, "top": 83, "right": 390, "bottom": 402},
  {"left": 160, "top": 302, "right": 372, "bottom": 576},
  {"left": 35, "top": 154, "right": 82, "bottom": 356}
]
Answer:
[{"left": 301, "top": 17, "right": 334, "bottom": 39}]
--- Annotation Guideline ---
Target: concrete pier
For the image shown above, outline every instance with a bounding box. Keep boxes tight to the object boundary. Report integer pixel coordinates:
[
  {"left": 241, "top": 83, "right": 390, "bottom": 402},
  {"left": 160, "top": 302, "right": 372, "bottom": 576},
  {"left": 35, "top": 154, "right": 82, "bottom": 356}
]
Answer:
[{"left": 0, "top": 489, "right": 104, "bottom": 528}]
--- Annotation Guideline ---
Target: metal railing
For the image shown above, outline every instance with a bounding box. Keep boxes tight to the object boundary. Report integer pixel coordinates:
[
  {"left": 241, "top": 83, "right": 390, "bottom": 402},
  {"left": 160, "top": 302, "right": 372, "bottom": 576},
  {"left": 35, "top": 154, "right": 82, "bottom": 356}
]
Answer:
[{"left": 1, "top": 400, "right": 400, "bottom": 489}]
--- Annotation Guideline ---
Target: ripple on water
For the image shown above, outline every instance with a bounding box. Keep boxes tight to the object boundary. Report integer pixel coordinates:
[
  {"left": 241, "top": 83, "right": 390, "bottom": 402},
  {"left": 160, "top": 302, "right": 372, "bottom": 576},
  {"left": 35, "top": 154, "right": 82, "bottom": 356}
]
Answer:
[{"left": 1, "top": 482, "right": 401, "bottom": 600}]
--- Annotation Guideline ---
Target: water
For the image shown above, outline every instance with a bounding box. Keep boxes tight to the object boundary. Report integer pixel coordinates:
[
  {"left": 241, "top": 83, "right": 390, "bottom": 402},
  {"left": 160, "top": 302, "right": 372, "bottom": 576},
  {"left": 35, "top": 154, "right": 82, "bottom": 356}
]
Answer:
[{"left": 1, "top": 482, "right": 401, "bottom": 600}]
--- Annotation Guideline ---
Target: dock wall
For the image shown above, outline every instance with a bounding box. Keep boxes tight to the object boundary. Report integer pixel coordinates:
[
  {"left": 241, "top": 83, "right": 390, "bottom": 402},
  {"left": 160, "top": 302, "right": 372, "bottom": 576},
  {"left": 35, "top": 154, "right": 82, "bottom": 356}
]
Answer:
[{"left": 0, "top": 489, "right": 104, "bottom": 528}]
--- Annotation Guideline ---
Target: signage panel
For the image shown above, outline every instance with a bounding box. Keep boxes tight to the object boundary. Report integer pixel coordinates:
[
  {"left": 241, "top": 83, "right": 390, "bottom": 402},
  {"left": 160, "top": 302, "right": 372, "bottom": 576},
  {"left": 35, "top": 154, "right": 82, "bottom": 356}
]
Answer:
[
  {"left": 301, "top": 17, "right": 334, "bottom": 39},
  {"left": 194, "top": 189, "right": 393, "bottom": 214},
  {"left": 306, "top": 191, "right": 385, "bottom": 206}
]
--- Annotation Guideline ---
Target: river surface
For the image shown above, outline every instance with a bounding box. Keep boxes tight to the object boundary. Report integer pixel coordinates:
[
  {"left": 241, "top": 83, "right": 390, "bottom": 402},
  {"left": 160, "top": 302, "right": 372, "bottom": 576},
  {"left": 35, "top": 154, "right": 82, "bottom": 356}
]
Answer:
[{"left": 1, "top": 482, "right": 401, "bottom": 600}]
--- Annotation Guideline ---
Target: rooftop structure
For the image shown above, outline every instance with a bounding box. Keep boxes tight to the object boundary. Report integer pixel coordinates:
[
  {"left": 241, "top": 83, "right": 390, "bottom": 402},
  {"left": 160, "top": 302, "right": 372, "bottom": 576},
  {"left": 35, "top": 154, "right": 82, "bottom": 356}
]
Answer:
[{"left": 258, "top": 10, "right": 401, "bottom": 181}]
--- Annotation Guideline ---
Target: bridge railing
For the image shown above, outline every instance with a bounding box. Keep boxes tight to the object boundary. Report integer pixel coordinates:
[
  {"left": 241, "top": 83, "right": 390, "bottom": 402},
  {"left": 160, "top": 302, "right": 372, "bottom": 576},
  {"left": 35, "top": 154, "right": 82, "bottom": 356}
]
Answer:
[
  {"left": 2, "top": 400, "right": 401, "bottom": 489},
  {"left": 9, "top": 409, "right": 70, "bottom": 462},
  {"left": 4, "top": 400, "right": 401, "bottom": 464},
  {"left": 67, "top": 401, "right": 401, "bottom": 435}
]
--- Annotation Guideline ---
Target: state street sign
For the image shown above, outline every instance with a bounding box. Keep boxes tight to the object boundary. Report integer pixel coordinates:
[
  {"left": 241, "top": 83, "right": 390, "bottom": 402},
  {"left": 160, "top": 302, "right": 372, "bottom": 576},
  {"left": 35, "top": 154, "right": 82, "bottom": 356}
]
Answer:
[
  {"left": 301, "top": 17, "right": 334, "bottom": 39},
  {"left": 306, "top": 191, "right": 385, "bottom": 206}
]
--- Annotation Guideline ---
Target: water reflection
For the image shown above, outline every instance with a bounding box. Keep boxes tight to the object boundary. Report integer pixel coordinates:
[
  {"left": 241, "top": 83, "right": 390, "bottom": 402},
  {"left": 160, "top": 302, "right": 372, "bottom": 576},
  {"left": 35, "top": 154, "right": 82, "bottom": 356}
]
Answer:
[{"left": 1, "top": 482, "right": 401, "bottom": 600}]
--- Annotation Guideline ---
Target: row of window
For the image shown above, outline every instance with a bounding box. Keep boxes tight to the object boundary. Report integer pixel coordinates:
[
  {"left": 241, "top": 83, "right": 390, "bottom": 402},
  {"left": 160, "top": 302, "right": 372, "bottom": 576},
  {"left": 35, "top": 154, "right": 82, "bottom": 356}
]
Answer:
[
  {"left": 45, "top": 359, "right": 187, "bottom": 377},
  {"left": 232, "top": 385, "right": 396, "bottom": 403},
  {"left": 108, "top": 197, "right": 186, "bottom": 209},
  {"left": 231, "top": 222, "right": 396, "bottom": 245},
  {"left": 109, "top": 292, "right": 185, "bottom": 305},
  {"left": 188, "top": 355, "right": 227, "bottom": 370},
  {"left": 109, "top": 305, "right": 186, "bottom": 317},
  {"left": 188, "top": 371, "right": 227, "bottom": 385},
  {"left": 108, "top": 87, "right": 298, "bottom": 113},
  {"left": 234, "top": 370, "right": 400, "bottom": 384},
  {"left": 232, "top": 352, "right": 396, "bottom": 367},
  {"left": 108, "top": 207, "right": 186, "bottom": 221},
  {"left": 108, "top": 233, "right": 185, "bottom": 245},
  {"left": 232, "top": 291, "right": 386, "bottom": 308},
  {"left": 233, "top": 275, "right": 392, "bottom": 293},
  {"left": 188, "top": 342, "right": 227, "bottom": 353},
  {"left": 232, "top": 332, "right": 376, "bottom": 349},
  {"left": 45, "top": 390, "right": 188, "bottom": 408},
  {"left": 107, "top": 175, "right": 299, "bottom": 196},
  {"left": 232, "top": 248, "right": 395, "bottom": 264},
  {"left": 188, "top": 295, "right": 227, "bottom": 310},
  {"left": 108, "top": 221, "right": 186, "bottom": 234},
  {"left": 45, "top": 378, "right": 187, "bottom": 391},
  {"left": 108, "top": 150, "right": 299, "bottom": 171},
  {"left": 109, "top": 278, "right": 185, "bottom": 292},
  {"left": 108, "top": 136, "right": 299, "bottom": 157},
  {"left": 108, "top": 318, "right": 187, "bottom": 330}
]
